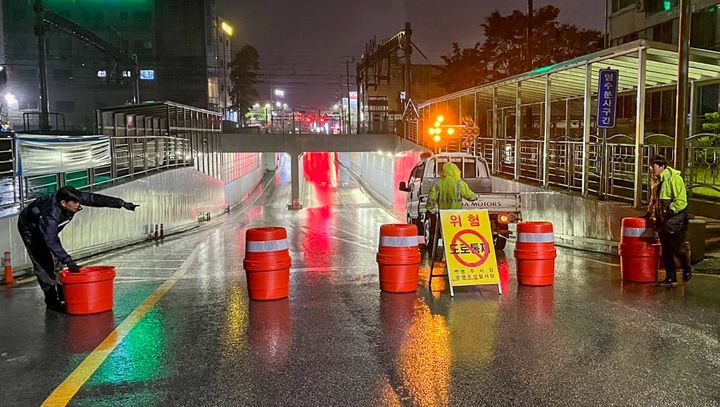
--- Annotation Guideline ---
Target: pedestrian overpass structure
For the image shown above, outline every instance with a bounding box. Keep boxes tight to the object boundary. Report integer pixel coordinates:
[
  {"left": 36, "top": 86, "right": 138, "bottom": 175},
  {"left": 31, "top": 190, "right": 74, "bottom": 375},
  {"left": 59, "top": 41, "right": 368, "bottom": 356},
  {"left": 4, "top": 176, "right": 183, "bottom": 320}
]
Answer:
[
  {"left": 220, "top": 132, "right": 422, "bottom": 209},
  {"left": 407, "top": 40, "right": 720, "bottom": 212}
]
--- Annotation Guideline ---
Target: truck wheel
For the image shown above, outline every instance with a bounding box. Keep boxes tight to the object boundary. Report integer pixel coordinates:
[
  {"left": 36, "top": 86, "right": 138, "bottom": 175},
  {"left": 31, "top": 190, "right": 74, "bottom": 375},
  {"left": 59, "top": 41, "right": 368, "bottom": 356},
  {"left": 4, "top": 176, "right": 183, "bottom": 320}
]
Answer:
[
  {"left": 493, "top": 235, "right": 507, "bottom": 251},
  {"left": 423, "top": 218, "right": 435, "bottom": 250}
]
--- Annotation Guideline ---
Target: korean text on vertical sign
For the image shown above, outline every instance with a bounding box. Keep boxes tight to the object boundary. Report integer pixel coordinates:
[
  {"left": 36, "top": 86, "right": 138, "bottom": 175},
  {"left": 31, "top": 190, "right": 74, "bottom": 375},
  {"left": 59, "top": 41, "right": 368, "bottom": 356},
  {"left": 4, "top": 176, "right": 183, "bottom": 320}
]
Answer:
[
  {"left": 439, "top": 209, "right": 500, "bottom": 287},
  {"left": 596, "top": 69, "right": 619, "bottom": 129}
]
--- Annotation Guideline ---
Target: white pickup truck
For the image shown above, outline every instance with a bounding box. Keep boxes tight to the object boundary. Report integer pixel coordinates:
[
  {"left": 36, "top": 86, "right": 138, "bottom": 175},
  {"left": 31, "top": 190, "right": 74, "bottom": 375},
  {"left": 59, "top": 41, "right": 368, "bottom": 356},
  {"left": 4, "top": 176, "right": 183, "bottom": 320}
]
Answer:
[{"left": 398, "top": 152, "right": 522, "bottom": 250}]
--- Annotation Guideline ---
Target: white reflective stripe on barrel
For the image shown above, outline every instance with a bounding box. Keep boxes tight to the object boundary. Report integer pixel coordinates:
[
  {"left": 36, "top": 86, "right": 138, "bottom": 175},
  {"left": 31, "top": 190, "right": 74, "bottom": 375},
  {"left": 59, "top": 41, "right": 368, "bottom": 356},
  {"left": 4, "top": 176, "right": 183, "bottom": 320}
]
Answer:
[
  {"left": 517, "top": 232, "right": 554, "bottom": 243},
  {"left": 622, "top": 227, "right": 657, "bottom": 238},
  {"left": 246, "top": 239, "right": 289, "bottom": 252},
  {"left": 380, "top": 236, "right": 419, "bottom": 247}
]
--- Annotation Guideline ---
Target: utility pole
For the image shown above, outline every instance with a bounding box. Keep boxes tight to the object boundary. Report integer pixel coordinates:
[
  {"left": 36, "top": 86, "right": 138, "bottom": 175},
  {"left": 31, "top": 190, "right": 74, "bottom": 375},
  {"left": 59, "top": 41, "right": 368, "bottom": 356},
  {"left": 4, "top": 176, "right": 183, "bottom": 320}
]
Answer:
[
  {"left": 132, "top": 54, "right": 140, "bottom": 104},
  {"left": 527, "top": 0, "right": 533, "bottom": 71},
  {"left": 339, "top": 79, "right": 345, "bottom": 133},
  {"left": 34, "top": 0, "right": 50, "bottom": 132},
  {"left": 403, "top": 22, "right": 412, "bottom": 102},
  {"left": 674, "top": 0, "right": 691, "bottom": 171},
  {"left": 356, "top": 66, "right": 362, "bottom": 134},
  {"left": 345, "top": 60, "right": 352, "bottom": 133},
  {"left": 604, "top": 0, "right": 609, "bottom": 49}
]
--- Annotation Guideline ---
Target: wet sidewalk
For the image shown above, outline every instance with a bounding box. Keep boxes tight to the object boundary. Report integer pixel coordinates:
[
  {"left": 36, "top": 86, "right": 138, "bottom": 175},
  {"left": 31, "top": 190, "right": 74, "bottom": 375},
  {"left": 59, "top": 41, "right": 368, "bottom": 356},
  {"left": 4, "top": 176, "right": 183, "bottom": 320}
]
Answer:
[{"left": 1, "top": 157, "right": 719, "bottom": 406}]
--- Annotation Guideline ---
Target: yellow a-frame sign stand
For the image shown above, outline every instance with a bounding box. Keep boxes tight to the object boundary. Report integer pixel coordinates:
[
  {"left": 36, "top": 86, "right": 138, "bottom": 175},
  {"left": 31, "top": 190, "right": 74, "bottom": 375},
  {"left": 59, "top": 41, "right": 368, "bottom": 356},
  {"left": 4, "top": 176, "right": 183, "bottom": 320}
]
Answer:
[{"left": 428, "top": 209, "right": 502, "bottom": 296}]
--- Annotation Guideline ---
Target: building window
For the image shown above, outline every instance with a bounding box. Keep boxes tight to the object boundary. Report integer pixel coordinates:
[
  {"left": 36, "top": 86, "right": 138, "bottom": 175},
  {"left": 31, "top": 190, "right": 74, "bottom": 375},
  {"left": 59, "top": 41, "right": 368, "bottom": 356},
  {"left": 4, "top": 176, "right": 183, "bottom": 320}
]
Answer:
[
  {"left": 652, "top": 19, "right": 674, "bottom": 44},
  {"left": 699, "top": 85, "right": 719, "bottom": 115},
  {"left": 691, "top": 9, "right": 719, "bottom": 50},
  {"left": 621, "top": 32, "right": 639, "bottom": 44},
  {"left": 612, "top": 0, "right": 636, "bottom": 13},
  {"left": 646, "top": 0, "right": 678, "bottom": 14},
  {"left": 55, "top": 101, "right": 75, "bottom": 113}
]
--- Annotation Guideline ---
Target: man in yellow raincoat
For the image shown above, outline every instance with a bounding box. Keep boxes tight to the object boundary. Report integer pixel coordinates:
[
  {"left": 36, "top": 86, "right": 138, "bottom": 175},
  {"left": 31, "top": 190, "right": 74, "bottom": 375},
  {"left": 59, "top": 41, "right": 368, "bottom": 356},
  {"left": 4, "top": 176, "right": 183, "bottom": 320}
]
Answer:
[
  {"left": 426, "top": 162, "right": 478, "bottom": 211},
  {"left": 424, "top": 162, "right": 478, "bottom": 248}
]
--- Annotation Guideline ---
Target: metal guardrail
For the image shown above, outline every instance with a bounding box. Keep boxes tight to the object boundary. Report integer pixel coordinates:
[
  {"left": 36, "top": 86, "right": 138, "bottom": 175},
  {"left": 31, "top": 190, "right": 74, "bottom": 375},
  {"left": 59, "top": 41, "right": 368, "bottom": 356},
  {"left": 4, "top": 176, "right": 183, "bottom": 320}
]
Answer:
[
  {"left": 0, "top": 135, "right": 192, "bottom": 215},
  {"left": 411, "top": 128, "right": 719, "bottom": 206}
]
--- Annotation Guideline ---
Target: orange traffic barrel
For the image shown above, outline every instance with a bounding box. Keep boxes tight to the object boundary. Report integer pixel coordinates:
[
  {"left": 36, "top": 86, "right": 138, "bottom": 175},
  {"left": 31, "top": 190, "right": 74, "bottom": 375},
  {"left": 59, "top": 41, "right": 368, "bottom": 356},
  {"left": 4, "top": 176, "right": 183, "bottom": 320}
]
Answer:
[
  {"left": 60, "top": 266, "right": 116, "bottom": 315},
  {"left": 618, "top": 217, "right": 659, "bottom": 283},
  {"left": 515, "top": 222, "right": 557, "bottom": 286},
  {"left": 243, "top": 227, "right": 292, "bottom": 301},
  {"left": 376, "top": 224, "right": 421, "bottom": 293}
]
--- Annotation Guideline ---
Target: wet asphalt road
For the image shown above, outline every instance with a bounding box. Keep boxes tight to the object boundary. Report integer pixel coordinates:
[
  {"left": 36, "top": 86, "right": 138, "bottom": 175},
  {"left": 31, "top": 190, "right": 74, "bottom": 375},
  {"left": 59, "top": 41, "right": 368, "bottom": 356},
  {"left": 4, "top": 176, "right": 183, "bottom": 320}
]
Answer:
[{"left": 1, "top": 154, "right": 720, "bottom": 406}]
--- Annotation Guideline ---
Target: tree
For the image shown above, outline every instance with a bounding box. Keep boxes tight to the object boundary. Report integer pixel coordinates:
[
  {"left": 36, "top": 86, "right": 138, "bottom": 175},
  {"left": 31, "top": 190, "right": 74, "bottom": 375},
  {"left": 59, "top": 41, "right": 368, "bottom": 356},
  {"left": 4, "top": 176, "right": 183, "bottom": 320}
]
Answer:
[
  {"left": 437, "top": 5, "right": 603, "bottom": 92},
  {"left": 702, "top": 112, "right": 719, "bottom": 134},
  {"left": 435, "top": 43, "right": 489, "bottom": 93},
  {"left": 229, "top": 45, "right": 260, "bottom": 126},
  {"left": 700, "top": 112, "right": 720, "bottom": 146}
]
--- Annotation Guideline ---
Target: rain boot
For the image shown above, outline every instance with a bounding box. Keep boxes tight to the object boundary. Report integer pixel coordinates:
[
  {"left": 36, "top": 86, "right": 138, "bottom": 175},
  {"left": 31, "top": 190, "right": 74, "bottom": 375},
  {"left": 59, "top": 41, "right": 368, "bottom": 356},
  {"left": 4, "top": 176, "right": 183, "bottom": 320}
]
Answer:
[{"left": 681, "top": 241, "right": 693, "bottom": 282}]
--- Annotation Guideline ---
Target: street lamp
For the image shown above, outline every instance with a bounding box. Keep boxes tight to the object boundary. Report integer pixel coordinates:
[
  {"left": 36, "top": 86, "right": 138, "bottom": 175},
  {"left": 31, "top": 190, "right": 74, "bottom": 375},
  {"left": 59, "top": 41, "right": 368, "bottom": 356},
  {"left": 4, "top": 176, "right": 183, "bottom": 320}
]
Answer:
[{"left": 218, "top": 19, "right": 234, "bottom": 119}]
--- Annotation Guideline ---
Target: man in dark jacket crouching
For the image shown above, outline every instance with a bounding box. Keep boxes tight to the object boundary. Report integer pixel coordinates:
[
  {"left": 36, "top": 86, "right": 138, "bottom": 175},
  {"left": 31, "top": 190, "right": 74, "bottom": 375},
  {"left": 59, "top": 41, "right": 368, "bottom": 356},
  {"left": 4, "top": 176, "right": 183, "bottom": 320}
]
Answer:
[{"left": 17, "top": 186, "right": 138, "bottom": 310}]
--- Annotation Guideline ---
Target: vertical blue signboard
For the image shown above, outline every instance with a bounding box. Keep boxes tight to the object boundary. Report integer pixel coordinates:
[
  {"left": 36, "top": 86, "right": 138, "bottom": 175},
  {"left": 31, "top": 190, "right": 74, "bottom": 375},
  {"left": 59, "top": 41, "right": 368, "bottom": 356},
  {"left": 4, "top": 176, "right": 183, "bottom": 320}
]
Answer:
[{"left": 597, "top": 69, "right": 619, "bottom": 129}]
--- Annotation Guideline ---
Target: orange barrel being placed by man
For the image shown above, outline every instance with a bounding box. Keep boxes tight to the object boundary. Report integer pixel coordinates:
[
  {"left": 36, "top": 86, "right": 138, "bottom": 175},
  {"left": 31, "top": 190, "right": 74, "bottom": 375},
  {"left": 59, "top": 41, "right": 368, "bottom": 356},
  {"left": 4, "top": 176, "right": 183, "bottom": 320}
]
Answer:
[
  {"left": 60, "top": 266, "right": 116, "bottom": 315},
  {"left": 376, "top": 224, "right": 421, "bottom": 293},
  {"left": 618, "top": 217, "right": 660, "bottom": 283},
  {"left": 515, "top": 222, "right": 557, "bottom": 286}
]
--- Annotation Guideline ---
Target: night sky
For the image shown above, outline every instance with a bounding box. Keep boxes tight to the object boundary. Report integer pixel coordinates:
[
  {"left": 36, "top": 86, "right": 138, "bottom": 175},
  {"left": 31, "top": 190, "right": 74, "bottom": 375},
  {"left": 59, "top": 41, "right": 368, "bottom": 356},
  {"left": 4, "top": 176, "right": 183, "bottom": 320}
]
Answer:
[{"left": 215, "top": 0, "right": 606, "bottom": 110}]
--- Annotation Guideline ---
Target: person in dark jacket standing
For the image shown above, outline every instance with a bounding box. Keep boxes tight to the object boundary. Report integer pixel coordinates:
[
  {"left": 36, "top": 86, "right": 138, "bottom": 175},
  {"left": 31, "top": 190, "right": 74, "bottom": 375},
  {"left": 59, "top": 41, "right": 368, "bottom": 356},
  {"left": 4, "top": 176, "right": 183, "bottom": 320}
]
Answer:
[
  {"left": 649, "top": 155, "right": 692, "bottom": 286},
  {"left": 17, "top": 186, "right": 138, "bottom": 309}
]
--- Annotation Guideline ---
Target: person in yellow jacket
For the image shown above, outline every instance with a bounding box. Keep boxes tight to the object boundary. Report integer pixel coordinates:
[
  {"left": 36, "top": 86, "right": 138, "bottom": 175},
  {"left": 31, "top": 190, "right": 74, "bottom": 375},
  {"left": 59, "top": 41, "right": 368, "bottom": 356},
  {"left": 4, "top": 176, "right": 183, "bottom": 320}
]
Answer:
[
  {"left": 426, "top": 162, "right": 478, "bottom": 210},
  {"left": 649, "top": 154, "right": 692, "bottom": 286}
]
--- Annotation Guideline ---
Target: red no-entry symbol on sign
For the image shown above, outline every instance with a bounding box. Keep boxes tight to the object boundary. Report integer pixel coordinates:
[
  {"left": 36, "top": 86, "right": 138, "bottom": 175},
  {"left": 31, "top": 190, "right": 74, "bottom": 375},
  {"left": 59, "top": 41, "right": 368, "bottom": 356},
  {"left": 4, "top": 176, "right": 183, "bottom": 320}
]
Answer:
[{"left": 450, "top": 229, "right": 490, "bottom": 268}]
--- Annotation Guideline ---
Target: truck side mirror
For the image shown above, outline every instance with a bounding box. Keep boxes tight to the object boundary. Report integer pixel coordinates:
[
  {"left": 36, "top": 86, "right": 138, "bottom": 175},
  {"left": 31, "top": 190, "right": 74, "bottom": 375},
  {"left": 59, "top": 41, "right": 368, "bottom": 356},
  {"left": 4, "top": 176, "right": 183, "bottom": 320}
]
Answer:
[{"left": 399, "top": 181, "right": 410, "bottom": 192}]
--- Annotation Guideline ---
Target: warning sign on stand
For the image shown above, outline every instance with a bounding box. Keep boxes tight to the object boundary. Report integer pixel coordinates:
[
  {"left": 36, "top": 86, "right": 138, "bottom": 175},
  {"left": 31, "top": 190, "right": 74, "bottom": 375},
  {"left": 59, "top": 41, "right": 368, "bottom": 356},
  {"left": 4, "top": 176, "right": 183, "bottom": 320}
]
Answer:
[{"left": 439, "top": 209, "right": 501, "bottom": 294}]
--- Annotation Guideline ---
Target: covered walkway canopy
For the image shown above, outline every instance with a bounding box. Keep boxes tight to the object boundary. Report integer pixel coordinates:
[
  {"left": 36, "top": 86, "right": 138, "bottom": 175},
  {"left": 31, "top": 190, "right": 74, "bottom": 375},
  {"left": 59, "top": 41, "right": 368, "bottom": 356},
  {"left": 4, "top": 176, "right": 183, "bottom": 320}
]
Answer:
[{"left": 415, "top": 40, "right": 720, "bottom": 207}]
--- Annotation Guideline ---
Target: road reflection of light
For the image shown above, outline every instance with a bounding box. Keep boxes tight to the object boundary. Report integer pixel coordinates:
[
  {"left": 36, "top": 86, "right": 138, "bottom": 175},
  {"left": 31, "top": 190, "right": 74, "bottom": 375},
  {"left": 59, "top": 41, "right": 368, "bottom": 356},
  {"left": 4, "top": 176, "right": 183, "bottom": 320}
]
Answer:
[
  {"left": 517, "top": 285, "right": 555, "bottom": 323},
  {"left": 398, "top": 298, "right": 451, "bottom": 406},
  {"left": 88, "top": 308, "right": 167, "bottom": 387},
  {"left": 393, "top": 152, "right": 420, "bottom": 212},
  {"left": 448, "top": 296, "right": 499, "bottom": 366},
  {"left": 377, "top": 377, "right": 404, "bottom": 407},
  {"left": 249, "top": 298, "right": 292, "bottom": 372},
  {"left": 64, "top": 311, "right": 115, "bottom": 354},
  {"left": 497, "top": 252, "right": 511, "bottom": 301},
  {"left": 302, "top": 207, "right": 334, "bottom": 274},
  {"left": 301, "top": 152, "right": 337, "bottom": 272},
  {"left": 222, "top": 285, "right": 249, "bottom": 350}
]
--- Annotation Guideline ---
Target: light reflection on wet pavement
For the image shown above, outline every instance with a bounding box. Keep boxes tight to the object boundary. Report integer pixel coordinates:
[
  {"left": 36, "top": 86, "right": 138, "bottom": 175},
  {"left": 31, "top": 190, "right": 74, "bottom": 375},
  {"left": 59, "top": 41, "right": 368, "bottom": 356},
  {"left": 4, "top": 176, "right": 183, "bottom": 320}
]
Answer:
[{"left": 1, "top": 152, "right": 719, "bottom": 406}]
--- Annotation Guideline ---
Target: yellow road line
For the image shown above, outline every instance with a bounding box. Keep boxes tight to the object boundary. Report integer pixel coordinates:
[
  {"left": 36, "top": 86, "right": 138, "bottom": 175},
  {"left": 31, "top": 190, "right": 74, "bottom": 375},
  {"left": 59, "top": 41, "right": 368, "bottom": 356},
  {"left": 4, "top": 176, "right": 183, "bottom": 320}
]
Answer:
[{"left": 41, "top": 244, "right": 202, "bottom": 407}]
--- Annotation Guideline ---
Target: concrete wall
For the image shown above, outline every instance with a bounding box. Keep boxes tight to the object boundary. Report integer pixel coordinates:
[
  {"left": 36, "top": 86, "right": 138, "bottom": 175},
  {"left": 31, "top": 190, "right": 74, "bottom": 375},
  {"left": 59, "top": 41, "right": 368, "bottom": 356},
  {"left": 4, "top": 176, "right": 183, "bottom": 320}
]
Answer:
[
  {"left": 492, "top": 178, "right": 641, "bottom": 254},
  {"left": 225, "top": 166, "right": 264, "bottom": 209},
  {"left": 340, "top": 151, "right": 422, "bottom": 213},
  {"left": 2, "top": 165, "right": 264, "bottom": 278},
  {"left": 345, "top": 152, "right": 396, "bottom": 206}
]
